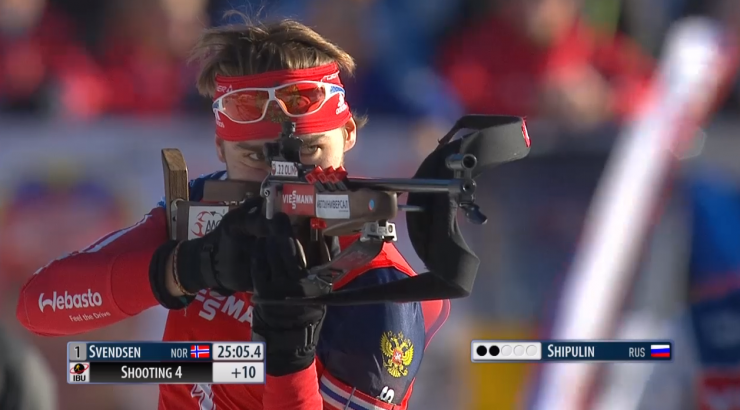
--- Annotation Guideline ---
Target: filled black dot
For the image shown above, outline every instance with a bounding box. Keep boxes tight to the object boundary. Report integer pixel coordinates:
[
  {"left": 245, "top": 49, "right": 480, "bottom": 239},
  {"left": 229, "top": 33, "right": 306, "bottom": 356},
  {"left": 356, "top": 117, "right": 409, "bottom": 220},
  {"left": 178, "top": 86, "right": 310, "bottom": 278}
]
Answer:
[
  {"left": 489, "top": 345, "right": 500, "bottom": 356},
  {"left": 476, "top": 346, "right": 487, "bottom": 356}
]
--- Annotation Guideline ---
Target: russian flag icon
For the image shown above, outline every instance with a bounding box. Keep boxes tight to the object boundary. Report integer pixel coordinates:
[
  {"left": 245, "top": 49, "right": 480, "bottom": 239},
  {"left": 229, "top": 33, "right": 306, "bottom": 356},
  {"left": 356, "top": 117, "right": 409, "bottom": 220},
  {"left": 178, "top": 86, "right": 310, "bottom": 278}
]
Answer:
[{"left": 650, "top": 344, "right": 671, "bottom": 358}]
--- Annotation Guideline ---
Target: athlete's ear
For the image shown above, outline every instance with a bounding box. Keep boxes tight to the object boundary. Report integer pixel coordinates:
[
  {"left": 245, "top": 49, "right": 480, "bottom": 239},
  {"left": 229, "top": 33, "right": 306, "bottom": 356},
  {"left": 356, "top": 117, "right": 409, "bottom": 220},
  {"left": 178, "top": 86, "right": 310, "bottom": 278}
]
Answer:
[
  {"left": 215, "top": 136, "right": 226, "bottom": 163},
  {"left": 343, "top": 117, "right": 357, "bottom": 153}
]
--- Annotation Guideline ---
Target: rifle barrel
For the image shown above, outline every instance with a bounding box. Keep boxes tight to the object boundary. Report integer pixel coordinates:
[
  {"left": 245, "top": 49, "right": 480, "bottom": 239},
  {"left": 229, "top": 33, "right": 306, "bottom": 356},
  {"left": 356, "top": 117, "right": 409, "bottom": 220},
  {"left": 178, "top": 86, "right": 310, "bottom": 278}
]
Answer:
[{"left": 345, "top": 178, "right": 453, "bottom": 193}]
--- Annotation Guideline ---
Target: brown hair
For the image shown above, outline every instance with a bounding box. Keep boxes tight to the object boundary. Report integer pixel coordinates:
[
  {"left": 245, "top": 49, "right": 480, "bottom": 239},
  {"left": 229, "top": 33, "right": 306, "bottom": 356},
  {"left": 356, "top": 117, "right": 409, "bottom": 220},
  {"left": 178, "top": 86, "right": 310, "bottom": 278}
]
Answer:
[{"left": 191, "top": 16, "right": 367, "bottom": 128}]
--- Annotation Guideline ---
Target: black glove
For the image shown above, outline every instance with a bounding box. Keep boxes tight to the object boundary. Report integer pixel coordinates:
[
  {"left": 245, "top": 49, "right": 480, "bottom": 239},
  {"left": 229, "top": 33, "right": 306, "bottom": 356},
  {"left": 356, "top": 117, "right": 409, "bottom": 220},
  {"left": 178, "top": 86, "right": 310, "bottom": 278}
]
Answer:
[
  {"left": 250, "top": 212, "right": 332, "bottom": 376},
  {"left": 149, "top": 198, "right": 267, "bottom": 309}
]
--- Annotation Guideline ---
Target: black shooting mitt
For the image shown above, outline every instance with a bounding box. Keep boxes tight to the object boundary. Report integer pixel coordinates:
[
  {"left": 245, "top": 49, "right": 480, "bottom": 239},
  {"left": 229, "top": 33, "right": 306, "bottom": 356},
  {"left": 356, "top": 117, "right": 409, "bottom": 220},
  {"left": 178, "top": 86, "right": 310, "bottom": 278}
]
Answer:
[
  {"left": 150, "top": 197, "right": 268, "bottom": 310},
  {"left": 249, "top": 213, "right": 331, "bottom": 375}
]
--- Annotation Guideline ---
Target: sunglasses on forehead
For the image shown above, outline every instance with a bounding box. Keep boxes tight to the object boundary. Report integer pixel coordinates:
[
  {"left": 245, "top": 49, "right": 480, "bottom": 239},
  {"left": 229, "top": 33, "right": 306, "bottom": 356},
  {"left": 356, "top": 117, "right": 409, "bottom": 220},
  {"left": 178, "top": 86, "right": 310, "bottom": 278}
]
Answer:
[{"left": 212, "top": 81, "right": 346, "bottom": 124}]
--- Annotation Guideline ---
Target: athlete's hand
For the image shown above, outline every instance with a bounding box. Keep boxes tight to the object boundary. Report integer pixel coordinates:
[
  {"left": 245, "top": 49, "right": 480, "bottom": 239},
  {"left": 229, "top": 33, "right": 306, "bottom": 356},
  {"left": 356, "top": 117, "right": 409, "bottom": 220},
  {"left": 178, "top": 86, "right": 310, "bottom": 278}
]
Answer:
[
  {"left": 149, "top": 198, "right": 267, "bottom": 308},
  {"left": 178, "top": 197, "right": 269, "bottom": 293},
  {"left": 249, "top": 212, "right": 331, "bottom": 376}
]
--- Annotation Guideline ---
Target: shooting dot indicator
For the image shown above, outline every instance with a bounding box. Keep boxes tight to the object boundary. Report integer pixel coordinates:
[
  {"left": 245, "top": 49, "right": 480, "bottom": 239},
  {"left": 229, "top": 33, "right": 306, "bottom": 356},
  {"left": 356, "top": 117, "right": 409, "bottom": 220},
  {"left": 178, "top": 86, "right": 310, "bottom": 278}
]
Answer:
[
  {"left": 368, "top": 199, "right": 375, "bottom": 211},
  {"left": 472, "top": 341, "right": 542, "bottom": 361}
]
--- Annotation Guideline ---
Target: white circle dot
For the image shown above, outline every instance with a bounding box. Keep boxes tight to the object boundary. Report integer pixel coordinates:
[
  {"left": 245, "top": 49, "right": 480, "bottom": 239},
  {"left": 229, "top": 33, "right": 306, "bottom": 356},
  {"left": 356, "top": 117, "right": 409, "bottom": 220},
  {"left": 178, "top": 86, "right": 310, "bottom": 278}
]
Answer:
[
  {"left": 526, "top": 345, "right": 537, "bottom": 356},
  {"left": 501, "top": 345, "right": 512, "bottom": 356},
  {"left": 514, "top": 345, "right": 524, "bottom": 356}
]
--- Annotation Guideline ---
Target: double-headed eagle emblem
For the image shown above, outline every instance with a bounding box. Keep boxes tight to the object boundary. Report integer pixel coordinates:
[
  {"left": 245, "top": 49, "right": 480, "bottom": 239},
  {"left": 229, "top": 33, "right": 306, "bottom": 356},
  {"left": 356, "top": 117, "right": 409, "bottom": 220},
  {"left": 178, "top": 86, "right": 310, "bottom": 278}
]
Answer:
[{"left": 380, "top": 331, "right": 414, "bottom": 378}]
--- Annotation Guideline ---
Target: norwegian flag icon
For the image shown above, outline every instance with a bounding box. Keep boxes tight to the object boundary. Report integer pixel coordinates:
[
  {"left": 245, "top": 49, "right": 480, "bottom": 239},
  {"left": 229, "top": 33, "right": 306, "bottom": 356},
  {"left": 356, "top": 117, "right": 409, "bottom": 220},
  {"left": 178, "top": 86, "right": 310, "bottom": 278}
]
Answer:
[{"left": 190, "top": 345, "right": 210, "bottom": 359}]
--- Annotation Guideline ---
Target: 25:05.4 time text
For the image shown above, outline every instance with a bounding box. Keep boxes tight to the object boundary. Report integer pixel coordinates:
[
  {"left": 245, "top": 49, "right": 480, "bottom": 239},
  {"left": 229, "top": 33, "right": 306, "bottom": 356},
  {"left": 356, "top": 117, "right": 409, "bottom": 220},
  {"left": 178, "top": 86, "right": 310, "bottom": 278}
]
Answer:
[{"left": 213, "top": 343, "right": 264, "bottom": 361}]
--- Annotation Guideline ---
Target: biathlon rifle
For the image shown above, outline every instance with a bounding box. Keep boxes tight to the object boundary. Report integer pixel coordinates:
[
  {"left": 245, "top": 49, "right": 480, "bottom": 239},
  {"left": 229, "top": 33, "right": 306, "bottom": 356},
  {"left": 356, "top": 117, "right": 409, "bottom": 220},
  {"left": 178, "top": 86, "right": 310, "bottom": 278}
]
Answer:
[{"left": 161, "top": 115, "right": 531, "bottom": 305}]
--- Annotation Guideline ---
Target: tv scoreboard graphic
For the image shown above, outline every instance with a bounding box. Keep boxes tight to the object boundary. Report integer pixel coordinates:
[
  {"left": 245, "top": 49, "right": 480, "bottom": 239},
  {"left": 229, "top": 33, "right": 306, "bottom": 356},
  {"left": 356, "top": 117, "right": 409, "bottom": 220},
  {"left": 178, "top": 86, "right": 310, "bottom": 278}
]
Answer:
[
  {"left": 67, "top": 342, "right": 266, "bottom": 384},
  {"left": 471, "top": 340, "right": 673, "bottom": 362}
]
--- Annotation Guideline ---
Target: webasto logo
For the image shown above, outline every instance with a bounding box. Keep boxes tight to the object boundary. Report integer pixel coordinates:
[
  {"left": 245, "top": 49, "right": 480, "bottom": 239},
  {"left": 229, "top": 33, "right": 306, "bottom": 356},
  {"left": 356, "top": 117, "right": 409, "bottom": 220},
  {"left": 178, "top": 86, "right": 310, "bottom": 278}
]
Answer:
[{"left": 38, "top": 290, "right": 103, "bottom": 312}]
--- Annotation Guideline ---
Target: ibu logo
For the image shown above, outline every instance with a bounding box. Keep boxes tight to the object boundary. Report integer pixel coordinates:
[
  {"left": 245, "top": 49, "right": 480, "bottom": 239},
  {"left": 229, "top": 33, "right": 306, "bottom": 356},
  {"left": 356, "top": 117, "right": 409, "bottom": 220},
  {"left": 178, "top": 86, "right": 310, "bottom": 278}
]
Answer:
[{"left": 69, "top": 363, "right": 90, "bottom": 383}]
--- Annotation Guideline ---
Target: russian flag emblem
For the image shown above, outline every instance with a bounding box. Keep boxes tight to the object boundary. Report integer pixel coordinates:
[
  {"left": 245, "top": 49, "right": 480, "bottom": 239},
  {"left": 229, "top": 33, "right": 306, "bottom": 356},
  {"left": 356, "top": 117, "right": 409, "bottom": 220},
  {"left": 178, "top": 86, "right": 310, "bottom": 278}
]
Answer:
[{"left": 650, "top": 344, "right": 671, "bottom": 358}]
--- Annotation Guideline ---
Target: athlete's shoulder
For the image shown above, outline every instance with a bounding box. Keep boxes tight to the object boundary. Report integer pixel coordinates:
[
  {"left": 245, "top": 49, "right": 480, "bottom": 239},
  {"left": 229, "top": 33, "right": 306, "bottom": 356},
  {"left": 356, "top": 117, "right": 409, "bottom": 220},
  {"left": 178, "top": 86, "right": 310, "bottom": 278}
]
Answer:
[{"left": 156, "top": 171, "right": 227, "bottom": 208}]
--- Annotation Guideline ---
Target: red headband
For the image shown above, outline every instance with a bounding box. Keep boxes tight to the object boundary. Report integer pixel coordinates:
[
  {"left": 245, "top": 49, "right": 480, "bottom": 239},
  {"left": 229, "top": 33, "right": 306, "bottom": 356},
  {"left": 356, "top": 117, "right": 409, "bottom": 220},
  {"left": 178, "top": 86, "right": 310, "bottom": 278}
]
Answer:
[{"left": 213, "top": 62, "right": 352, "bottom": 141}]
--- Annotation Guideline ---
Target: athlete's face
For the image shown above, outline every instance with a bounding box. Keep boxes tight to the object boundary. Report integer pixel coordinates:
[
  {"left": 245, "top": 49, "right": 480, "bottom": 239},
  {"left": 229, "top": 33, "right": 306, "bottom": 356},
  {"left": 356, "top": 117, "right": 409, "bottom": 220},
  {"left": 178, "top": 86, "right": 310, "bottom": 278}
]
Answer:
[{"left": 216, "top": 119, "right": 357, "bottom": 181}]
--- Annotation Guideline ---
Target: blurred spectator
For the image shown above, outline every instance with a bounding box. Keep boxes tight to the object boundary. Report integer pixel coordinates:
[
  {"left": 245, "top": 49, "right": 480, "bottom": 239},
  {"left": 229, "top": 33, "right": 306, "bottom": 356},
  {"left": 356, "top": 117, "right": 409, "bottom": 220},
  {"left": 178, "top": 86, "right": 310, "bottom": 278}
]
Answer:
[
  {"left": 347, "top": 0, "right": 463, "bottom": 122},
  {"left": 437, "top": 0, "right": 655, "bottom": 133},
  {"left": 0, "top": 170, "right": 128, "bottom": 294},
  {"left": 0, "top": 0, "right": 211, "bottom": 118},
  {"left": 46, "top": 0, "right": 107, "bottom": 50},
  {"left": 352, "top": 0, "right": 470, "bottom": 152},
  {"left": 622, "top": 0, "right": 686, "bottom": 56},
  {"left": 714, "top": 0, "right": 740, "bottom": 115},
  {"left": 0, "top": 0, "right": 100, "bottom": 116},
  {"left": 95, "top": 0, "right": 209, "bottom": 115},
  {"left": 581, "top": 0, "right": 622, "bottom": 36}
]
